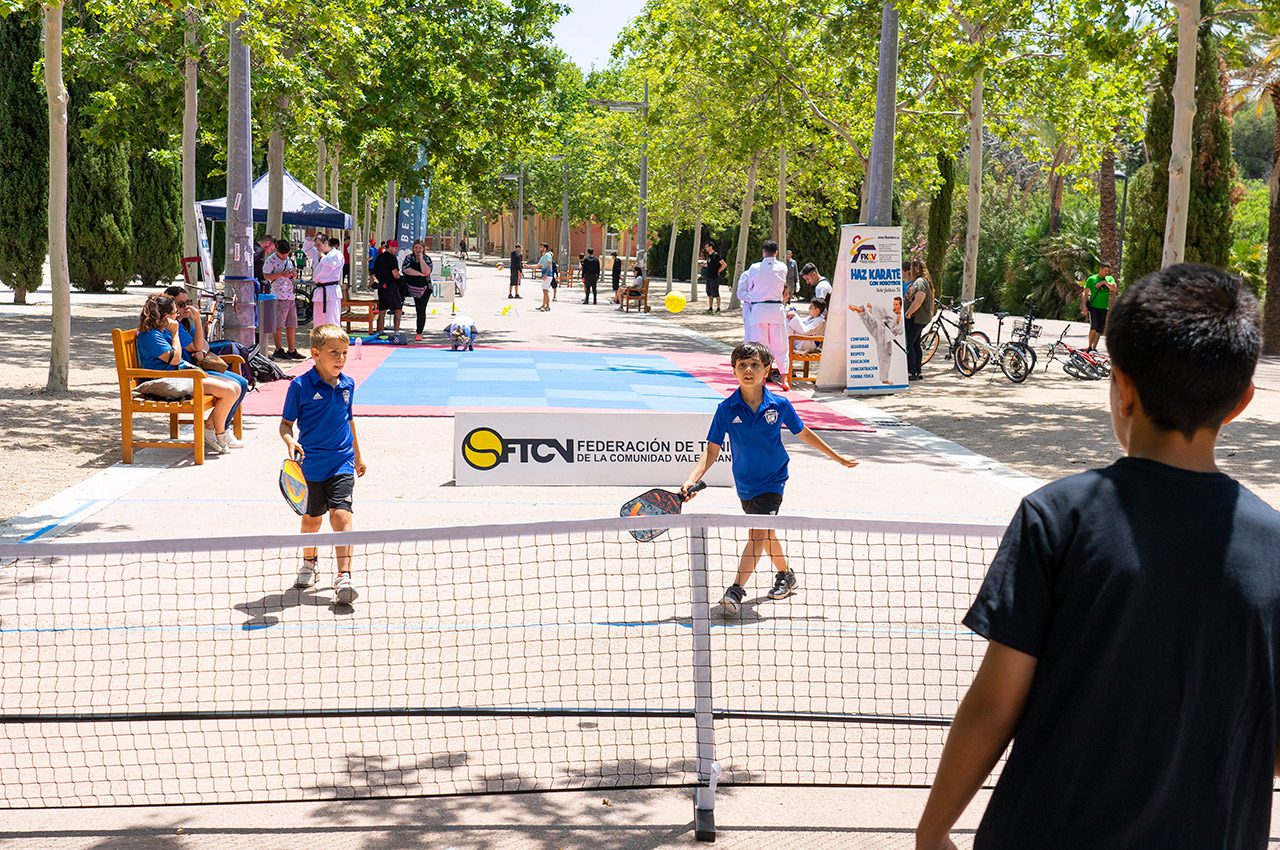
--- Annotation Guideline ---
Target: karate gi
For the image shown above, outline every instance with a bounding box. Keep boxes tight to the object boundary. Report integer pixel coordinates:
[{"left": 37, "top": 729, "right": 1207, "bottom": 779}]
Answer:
[
  {"left": 737, "top": 256, "right": 789, "bottom": 370},
  {"left": 303, "top": 238, "right": 346, "bottom": 328},
  {"left": 854, "top": 304, "right": 903, "bottom": 384}
]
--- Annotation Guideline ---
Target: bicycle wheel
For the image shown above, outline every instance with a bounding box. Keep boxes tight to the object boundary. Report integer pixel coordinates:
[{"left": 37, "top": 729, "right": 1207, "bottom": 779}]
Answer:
[
  {"left": 955, "top": 340, "right": 984, "bottom": 376},
  {"left": 1007, "top": 341, "right": 1037, "bottom": 372},
  {"left": 963, "top": 331, "right": 992, "bottom": 372},
  {"left": 920, "top": 329, "right": 940, "bottom": 365},
  {"left": 296, "top": 290, "right": 314, "bottom": 326},
  {"left": 998, "top": 345, "right": 1032, "bottom": 383}
]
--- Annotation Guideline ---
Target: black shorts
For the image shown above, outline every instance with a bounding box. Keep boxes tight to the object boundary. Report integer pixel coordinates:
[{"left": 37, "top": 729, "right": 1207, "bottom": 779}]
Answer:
[
  {"left": 705, "top": 278, "right": 721, "bottom": 299},
  {"left": 740, "top": 492, "right": 783, "bottom": 515},
  {"left": 1088, "top": 306, "right": 1108, "bottom": 334},
  {"left": 305, "top": 473, "right": 355, "bottom": 517},
  {"left": 377, "top": 285, "right": 403, "bottom": 312}
]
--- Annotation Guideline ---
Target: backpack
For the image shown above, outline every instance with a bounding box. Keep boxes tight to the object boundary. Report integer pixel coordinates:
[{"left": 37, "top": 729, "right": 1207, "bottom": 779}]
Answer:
[{"left": 247, "top": 347, "right": 288, "bottom": 384}]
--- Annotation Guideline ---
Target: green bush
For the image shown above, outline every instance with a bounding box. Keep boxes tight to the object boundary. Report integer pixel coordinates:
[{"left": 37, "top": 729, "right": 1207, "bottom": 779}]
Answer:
[
  {"left": 130, "top": 148, "right": 183, "bottom": 287},
  {"left": 0, "top": 13, "right": 47, "bottom": 301},
  {"left": 1232, "top": 179, "right": 1269, "bottom": 296},
  {"left": 67, "top": 84, "right": 133, "bottom": 292}
]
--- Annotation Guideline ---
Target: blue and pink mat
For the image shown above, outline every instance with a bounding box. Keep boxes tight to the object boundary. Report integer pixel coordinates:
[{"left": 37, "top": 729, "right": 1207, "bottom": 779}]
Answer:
[{"left": 242, "top": 346, "right": 871, "bottom": 432}]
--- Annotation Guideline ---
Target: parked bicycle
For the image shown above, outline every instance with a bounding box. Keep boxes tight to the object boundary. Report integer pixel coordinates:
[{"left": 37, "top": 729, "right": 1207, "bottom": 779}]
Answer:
[
  {"left": 1007, "top": 299, "right": 1042, "bottom": 372},
  {"left": 920, "top": 297, "right": 990, "bottom": 372},
  {"left": 953, "top": 310, "right": 1035, "bottom": 383},
  {"left": 1044, "top": 325, "right": 1111, "bottom": 380}
]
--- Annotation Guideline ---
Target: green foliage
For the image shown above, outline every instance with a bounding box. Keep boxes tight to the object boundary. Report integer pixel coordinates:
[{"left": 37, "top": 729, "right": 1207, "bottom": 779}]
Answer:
[
  {"left": 925, "top": 153, "right": 955, "bottom": 286},
  {"left": 1232, "top": 178, "right": 1269, "bottom": 294},
  {"left": 1122, "top": 162, "right": 1159, "bottom": 288},
  {"left": 68, "top": 83, "right": 133, "bottom": 292},
  {"left": 130, "top": 146, "right": 183, "bottom": 287},
  {"left": 1233, "top": 100, "right": 1275, "bottom": 181},
  {"left": 1003, "top": 197, "right": 1101, "bottom": 319},
  {"left": 0, "top": 12, "right": 46, "bottom": 296}
]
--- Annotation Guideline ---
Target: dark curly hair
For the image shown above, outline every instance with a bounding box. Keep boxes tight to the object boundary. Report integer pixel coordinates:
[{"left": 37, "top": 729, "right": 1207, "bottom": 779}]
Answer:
[{"left": 138, "top": 295, "right": 176, "bottom": 333}]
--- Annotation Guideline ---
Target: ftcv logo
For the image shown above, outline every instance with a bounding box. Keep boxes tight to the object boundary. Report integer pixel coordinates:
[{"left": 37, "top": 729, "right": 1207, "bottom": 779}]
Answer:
[{"left": 461, "top": 427, "right": 575, "bottom": 471}]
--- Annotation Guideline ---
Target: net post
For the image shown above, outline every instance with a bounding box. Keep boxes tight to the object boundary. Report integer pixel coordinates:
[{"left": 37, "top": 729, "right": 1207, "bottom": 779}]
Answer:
[{"left": 689, "top": 523, "right": 718, "bottom": 842}]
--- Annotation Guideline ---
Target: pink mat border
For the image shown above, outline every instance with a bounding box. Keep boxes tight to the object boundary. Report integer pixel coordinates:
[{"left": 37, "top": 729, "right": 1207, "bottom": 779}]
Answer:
[{"left": 241, "top": 344, "right": 871, "bottom": 432}]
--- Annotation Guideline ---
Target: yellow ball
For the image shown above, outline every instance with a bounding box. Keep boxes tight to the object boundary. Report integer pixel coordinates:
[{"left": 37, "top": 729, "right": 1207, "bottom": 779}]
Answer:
[
  {"left": 665, "top": 291, "right": 688, "bottom": 314},
  {"left": 462, "top": 427, "right": 506, "bottom": 471},
  {"left": 496, "top": 262, "right": 505, "bottom": 271}
]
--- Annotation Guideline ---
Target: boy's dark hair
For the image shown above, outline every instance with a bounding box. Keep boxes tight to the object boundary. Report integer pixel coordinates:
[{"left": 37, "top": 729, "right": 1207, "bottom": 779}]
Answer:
[
  {"left": 163, "top": 285, "right": 184, "bottom": 297},
  {"left": 731, "top": 340, "right": 773, "bottom": 368},
  {"left": 1108, "top": 263, "right": 1260, "bottom": 438},
  {"left": 275, "top": 239, "right": 291, "bottom": 254},
  {"left": 811, "top": 298, "right": 827, "bottom": 313},
  {"left": 762, "top": 239, "right": 779, "bottom": 255},
  {"left": 800, "top": 262, "right": 817, "bottom": 276}
]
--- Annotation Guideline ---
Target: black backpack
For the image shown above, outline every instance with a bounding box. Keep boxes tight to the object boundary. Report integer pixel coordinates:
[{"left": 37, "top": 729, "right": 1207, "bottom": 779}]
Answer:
[{"left": 247, "top": 347, "right": 288, "bottom": 384}]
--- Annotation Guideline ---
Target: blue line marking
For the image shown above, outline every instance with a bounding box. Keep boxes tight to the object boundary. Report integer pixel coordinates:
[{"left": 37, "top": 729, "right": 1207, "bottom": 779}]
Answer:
[{"left": 17, "top": 500, "right": 101, "bottom": 543}]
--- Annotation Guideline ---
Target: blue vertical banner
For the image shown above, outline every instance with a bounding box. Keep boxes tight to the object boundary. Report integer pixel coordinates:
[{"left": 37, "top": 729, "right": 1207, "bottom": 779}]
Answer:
[{"left": 397, "top": 195, "right": 424, "bottom": 246}]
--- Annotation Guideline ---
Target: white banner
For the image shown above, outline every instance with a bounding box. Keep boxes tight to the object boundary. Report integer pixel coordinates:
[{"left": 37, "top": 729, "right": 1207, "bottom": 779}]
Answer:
[
  {"left": 454, "top": 411, "right": 734, "bottom": 487},
  {"left": 837, "top": 225, "right": 907, "bottom": 393},
  {"left": 193, "top": 205, "right": 214, "bottom": 286}
]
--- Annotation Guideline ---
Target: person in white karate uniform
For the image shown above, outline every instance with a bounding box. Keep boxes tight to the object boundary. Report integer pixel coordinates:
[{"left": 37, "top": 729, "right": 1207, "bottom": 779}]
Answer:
[
  {"left": 302, "top": 232, "right": 346, "bottom": 329},
  {"left": 736, "top": 239, "right": 790, "bottom": 385}
]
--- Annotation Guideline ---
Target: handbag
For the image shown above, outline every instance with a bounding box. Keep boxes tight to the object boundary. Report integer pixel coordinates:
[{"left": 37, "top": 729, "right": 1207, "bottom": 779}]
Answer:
[{"left": 191, "top": 350, "right": 229, "bottom": 373}]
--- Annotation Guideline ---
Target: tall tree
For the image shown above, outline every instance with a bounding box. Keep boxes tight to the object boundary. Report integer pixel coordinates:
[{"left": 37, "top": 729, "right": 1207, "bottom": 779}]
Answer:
[
  {"left": 67, "top": 81, "right": 133, "bottom": 291},
  {"left": 926, "top": 152, "right": 955, "bottom": 284},
  {"left": 130, "top": 144, "right": 182, "bottom": 287},
  {"left": 0, "top": 11, "right": 46, "bottom": 304}
]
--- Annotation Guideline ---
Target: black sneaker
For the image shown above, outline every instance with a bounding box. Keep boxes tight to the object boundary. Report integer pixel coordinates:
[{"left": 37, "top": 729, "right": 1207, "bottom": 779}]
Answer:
[
  {"left": 286, "top": 350, "right": 305, "bottom": 360},
  {"left": 271, "top": 349, "right": 286, "bottom": 360},
  {"left": 720, "top": 584, "right": 746, "bottom": 615},
  {"left": 767, "top": 570, "right": 797, "bottom": 600}
]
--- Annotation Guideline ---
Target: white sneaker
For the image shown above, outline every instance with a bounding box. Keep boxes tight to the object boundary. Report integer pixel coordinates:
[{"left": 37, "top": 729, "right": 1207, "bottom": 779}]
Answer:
[
  {"left": 203, "top": 428, "right": 225, "bottom": 455},
  {"left": 220, "top": 432, "right": 244, "bottom": 450},
  {"left": 333, "top": 573, "right": 357, "bottom": 605},
  {"left": 294, "top": 560, "right": 318, "bottom": 589}
]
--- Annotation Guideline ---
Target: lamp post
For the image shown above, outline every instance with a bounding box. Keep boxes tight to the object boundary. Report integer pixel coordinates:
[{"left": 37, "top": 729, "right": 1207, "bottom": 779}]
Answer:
[
  {"left": 500, "top": 170, "right": 523, "bottom": 253},
  {"left": 1115, "top": 170, "right": 1130, "bottom": 276},
  {"left": 589, "top": 82, "right": 648, "bottom": 271},
  {"left": 548, "top": 154, "right": 570, "bottom": 280}
]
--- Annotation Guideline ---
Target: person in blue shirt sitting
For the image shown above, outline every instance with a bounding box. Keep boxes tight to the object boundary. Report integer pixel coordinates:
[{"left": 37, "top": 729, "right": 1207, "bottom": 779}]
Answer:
[
  {"left": 135, "top": 294, "right": 244, "bottom": 456},
  {"left": 681, "top": 340, "right": 858, "bottom": 613},
  {"left": 279, "top": 323, "right": 366, "bottom": 606},
  {"left": 161, "top": 286, "right": 250, "bottom": 435}
]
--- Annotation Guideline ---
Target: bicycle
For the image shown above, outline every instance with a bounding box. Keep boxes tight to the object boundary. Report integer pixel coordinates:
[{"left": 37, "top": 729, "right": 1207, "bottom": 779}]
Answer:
[
  {"left": 953, "top": 310, "right": 1035, "bottom": 382},
  {"left": 1006, "top": 300, "right": 1042, "bottom": 372},
  {"left": 919, "top": 297, "right": 990, "bottom": 372},
  {"left": 1044, "top": 325, "right": 1111, "bottom": 380}
]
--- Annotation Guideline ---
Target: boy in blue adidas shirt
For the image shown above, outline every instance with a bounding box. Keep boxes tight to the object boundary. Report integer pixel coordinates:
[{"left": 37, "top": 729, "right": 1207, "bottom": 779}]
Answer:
[
  {"left": 682, "top": 341, "right": 858, "bottom": 613},
  {"left": 280, "top": 323, "right": 366, "bottom": 605}
]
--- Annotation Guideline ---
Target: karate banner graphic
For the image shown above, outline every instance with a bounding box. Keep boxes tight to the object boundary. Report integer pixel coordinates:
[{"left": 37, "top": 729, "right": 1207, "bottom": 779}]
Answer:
[{"left": 837, "top": 225, "right": 907, "bottom": 393}]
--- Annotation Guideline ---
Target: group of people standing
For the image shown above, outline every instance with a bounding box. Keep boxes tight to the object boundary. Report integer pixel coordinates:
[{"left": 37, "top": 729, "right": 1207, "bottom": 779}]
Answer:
[
  {"left": 506, "top": 244, "right": 625, "bottom": 309},
  {"left": 370, "top": 239, "right": 436, "bottom": 339}
]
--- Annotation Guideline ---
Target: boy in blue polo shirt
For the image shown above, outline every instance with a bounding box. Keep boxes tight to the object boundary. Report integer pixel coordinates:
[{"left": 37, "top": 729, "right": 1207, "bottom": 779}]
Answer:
[
  {"left": 682, "top": 340, "right": 858, "bottom": 613},
  {"left": 916, "top": 265, "right": 1280, "bottom": 850},
  {"left": 280, "top": 323, "right": 366, "bottom": 605}
]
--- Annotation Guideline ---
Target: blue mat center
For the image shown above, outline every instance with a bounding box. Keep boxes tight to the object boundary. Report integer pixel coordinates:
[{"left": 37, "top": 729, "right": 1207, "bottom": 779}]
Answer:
[{"left": 356, "top": 349, "right": 725, "bottom": 411}]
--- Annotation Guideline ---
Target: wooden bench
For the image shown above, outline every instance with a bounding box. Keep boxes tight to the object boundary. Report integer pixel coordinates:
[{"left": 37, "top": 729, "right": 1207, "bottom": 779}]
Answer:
[
  {"left": 621, "top": 277, "right": 651, "bottom": 313},
  {"left": 788, "top": 334, "right": 824, "bottom": 386},
  {"left": 112, "top": 328, "right": 244, "bottom": 465},
  {"left": 341, "top": 299, "right": 380, "bottom": 334}
]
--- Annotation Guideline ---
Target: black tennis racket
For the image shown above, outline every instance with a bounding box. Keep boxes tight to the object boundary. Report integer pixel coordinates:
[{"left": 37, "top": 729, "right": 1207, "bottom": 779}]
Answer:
[{"left": 620, "top": 481, "right": 707, "bottom": 542}]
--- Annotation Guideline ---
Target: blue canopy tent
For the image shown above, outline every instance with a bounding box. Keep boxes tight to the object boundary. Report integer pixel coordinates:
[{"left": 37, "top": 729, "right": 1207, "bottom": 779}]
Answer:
[{"left": 198, "top": 170, "right": 352, "bottom": 229}]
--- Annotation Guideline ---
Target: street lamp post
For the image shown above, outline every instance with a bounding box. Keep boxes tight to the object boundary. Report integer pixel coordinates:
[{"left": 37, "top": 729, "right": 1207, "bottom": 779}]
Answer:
[
  {"left": 1115, "top": 170, "right": 1130, "bottom": 276},
  {"left": 589, "top": 84, "right": 649, "bottom": 272}
]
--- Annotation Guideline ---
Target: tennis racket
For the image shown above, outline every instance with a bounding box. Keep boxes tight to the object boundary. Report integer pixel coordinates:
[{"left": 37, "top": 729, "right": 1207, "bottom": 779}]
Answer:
[
  {"left": 278, "top": 456, "right": 308, "bottom": 516},
  {"left": 620, "top": 481, "right": 706, "bottom": 542}
]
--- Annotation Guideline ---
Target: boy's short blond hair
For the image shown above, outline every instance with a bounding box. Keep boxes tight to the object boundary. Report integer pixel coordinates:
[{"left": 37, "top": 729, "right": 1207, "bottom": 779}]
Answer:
[{"left": 310, "top": 324, "right": 348, "bottom": 350}]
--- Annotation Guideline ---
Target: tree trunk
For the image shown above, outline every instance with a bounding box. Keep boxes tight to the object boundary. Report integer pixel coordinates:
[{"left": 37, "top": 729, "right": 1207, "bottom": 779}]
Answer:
[
  {"left": 45, "top": 2, "right": 70, "bottom": 393},
  {"left": 223, "top": 14, "right": 255, "bottom": 347},
  {"left": 665, "top": 220, "right": 678, "bottom": 292},
  {"left": 689, "top": 218, "right": 702, "bottom": 302},
  {"left": 383, "top": 181, "right": 396, "bottom": 241},
  {"left": 1098, "top": 149, "right": 1119, "bottom": 268},
  {"left": 1163, "top": 0, "right": 1199, "bottom": 268},
  {"left": 181, "top": 6, "right": 198, "bottom": 261},
  {"left": 865, "top": 0, "right": 899, "bottom": 228},
  {"left": 350, "top": 181, "right": 360, "bottom": 293},
  {"left": 315, "top": 138, "right": 327, "bottom": 197},
  {"left": 730, "top": 150, "right": 760, "bottom": 310},
  {"left": 266, "top": 130, "right": 284, "bottom": 237},
  {"left": 329, "top": 142, "right": 339, "bottom": 206},
  {"left": 961, "top": 66, "right": 983, "bottom": 311},
  {"left": 777, "top": 139, "right": 787, "bottom": 256},
  {"left": 1264, "top": 82, "right": 1280, "bottom": 355}
]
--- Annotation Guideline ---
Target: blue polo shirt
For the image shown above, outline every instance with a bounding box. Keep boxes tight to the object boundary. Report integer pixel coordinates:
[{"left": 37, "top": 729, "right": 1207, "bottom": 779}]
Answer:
[
  {"left": 706, "top": 387, "right": 805, "bottom": 500},
  {"left": 281, "top": 368, "right": 356, "bottom": 481},
  {"left": 135, "top": 328, "right": 180, "bottom": 371}
]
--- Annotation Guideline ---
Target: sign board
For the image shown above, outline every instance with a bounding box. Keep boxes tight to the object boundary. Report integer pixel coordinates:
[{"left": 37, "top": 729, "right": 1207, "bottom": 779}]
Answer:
[
  {"left": 837, "top": 225, "right": 907, "bottom": 393},
  {"left": 193, "top": 205, "right": 214, "bottom": 286},
  {"left": 454, "top": 411, "right": 734, "bottom": 487}
]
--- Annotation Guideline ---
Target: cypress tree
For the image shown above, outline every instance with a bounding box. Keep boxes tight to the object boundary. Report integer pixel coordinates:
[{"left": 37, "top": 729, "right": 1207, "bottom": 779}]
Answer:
[
  {"left": 67, "top": 83, "right": 133, "bottom": 292},
  {"left": 130, "top": 147, "right": 183, "bottom": 287},
  {"left": 926, "top": 153, "right": 955, "bottom": 284},
  {"left": 1125, "top": 0, "right": 1234, "bottom": 286},
  {"left": 0, "top": 13, "right": 48, "bottom": 304}
]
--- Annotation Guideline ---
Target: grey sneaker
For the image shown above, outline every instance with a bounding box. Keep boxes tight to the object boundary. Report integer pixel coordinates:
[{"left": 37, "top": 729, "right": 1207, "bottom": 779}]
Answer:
[
  {"left": 294, "top": 560, "right": 318, "bottom": 589},
  {"left": 767, "top": 570, "right": 798, "bottom": 600},
  {"left": 720, "top": 584, "right": 746, "bottom": 615},
  {"left": 203, "top": 428, "right": 226, "bottom": 456},
  {"left": 334, "top": 572, "right": 357, "bottom": 605}
]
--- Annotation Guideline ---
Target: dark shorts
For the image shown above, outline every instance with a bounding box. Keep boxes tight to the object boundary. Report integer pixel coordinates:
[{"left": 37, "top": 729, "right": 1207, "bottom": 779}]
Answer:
[
  {"left": 1088, "top": 306, "right": 1108, "bottom": 334},
  {"left": 377, "top": 284, "right": 403, "bottom": 311},
  {"left": 305, "top": 473, "right": 355, "bottom": 517},
  {"left": 705, "top": 278, "right": 721, "bottom": 299},
  {"left": 740, "top": 492, "right": 783, "bottom": 515},
  {"left": 510, "top": 271, "right": 520, "bottom": 286}
]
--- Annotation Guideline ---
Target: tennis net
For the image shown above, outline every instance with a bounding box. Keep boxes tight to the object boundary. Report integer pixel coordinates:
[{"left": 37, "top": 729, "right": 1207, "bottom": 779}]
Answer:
[{"left": 0, "top": 515, "right": 1002, "bottom": 809}]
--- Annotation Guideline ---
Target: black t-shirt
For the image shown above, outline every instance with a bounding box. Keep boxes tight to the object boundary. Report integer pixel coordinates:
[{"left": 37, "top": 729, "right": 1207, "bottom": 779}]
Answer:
[
  {"left": 705, "top": 252, "right": 723, "bottom": 281},
  {"left": 372, "top": 252, "right": 399, "bottom": 288},
  {"left": 965, "top": 457, "right": 1280, "bottom": 849},
  {"left": 581, "top": 255, "right": 601, "bottom": 282},
  {"left": 611, "top": 261, "right": 622, "bottom": 283},
  {"left": 510, "top": 251, "right": 522, "bottom": 279}
]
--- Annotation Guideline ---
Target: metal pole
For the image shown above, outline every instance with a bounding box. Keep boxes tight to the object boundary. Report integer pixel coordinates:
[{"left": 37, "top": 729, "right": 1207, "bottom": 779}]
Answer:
[
  {"left": 637, "top": 81, "right": 649, "bottom": 272},
  {"left": 516, "top": 166, "right": 525, "bottom": 251},
  {"left": 560, "top": 161, "right": 570, "bottom": 278},
  {"left": 864, "top": 0, "right": 899, "bottom": 227},
  {"left": 1117, "top": 173, "right": 1130, "bottom": 276},
  {"left": 689, "top": 525, "right": 719, "bottom": 842}
]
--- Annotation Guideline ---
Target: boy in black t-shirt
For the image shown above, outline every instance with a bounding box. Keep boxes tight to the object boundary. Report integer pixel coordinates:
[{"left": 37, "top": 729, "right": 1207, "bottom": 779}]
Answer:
[{"left": 917, "top": 264, "right": 1279, "bottom": 850}]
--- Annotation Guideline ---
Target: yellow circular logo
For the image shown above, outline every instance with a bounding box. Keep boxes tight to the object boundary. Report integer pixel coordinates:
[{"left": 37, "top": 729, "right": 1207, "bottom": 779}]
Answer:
[{"left": 462, "top": 427, "right": 506, "bottom": 470}]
